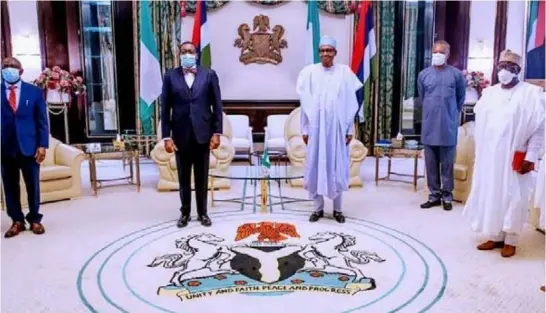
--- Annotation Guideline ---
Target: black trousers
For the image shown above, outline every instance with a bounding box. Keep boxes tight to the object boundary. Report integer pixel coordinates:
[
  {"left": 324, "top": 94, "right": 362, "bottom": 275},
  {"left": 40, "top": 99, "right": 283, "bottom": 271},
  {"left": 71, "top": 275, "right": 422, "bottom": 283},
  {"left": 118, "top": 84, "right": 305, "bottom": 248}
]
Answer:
[
  {"left": 1, "top": 150, "right": 42, "bottom": 224},
  {"left": 174, "top": 130, "right": 210, "bottom": 216}
]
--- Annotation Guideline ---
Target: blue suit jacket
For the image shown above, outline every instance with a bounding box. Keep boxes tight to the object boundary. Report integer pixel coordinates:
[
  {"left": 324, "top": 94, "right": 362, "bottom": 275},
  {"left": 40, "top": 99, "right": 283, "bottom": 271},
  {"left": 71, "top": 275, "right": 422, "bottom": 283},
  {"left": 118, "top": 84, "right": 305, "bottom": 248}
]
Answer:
[
  {"left": 160, "top": 66, "right": 223, "bottom": 147},
  {"left": 1, "top": 81, "right": 49, "bottom": 157}
]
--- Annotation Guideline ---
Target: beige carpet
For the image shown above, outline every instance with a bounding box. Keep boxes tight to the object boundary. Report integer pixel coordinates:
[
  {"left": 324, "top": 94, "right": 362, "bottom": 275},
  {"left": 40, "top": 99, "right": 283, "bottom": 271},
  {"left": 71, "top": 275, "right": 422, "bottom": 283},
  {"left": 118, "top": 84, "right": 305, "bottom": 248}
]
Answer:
[{"left": 1, "top": 158, "right": 544, "bottom": 313}]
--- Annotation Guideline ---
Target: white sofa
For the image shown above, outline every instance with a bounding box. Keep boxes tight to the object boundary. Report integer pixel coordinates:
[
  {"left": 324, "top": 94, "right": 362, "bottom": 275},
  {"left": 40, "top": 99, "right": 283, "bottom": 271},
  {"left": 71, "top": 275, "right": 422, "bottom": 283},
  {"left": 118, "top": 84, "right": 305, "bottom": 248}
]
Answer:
[
  {"left": 264, "top": 114, "right": 289, "bottom": 153},
  {"left": 150, "top": 113, "right": 235, "bottom": 191},
  {"left": 227, "top": 114, "right": 253, "bottom": 162},
  {"left": 283, "top": 107, "right": 368, "bottom": 187}
]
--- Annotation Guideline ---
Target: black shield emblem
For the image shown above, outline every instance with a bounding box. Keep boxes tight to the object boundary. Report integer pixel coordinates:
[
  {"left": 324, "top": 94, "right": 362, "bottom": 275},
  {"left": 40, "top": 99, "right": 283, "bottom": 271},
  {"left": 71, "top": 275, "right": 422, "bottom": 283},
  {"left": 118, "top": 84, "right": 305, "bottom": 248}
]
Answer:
[{"left": 230, "top": 246, "right": 306, "bottom": 283}]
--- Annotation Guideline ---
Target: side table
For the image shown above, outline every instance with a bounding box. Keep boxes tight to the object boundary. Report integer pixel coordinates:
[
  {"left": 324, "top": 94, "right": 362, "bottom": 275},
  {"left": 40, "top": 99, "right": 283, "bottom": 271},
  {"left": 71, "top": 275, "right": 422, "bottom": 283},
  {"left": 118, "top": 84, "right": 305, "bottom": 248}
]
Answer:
[{"left": 374, "top": 146, "right": 424, "bottom": 191}]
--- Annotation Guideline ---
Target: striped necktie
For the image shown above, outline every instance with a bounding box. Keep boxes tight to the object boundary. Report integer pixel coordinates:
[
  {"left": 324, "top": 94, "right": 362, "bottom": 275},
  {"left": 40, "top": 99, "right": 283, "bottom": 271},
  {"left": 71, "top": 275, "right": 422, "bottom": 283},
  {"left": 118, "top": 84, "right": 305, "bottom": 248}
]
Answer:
[{"left": 8, "top": 85, "right": 17, "bottom": 112}]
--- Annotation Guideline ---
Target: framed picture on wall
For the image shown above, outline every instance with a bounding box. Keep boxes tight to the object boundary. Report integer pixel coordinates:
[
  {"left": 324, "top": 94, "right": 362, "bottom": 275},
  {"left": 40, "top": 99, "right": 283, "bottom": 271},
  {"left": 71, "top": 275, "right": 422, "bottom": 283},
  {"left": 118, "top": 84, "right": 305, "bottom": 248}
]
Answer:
[{"left": 524, "top": 0, "right": 545, "bottom": 86}]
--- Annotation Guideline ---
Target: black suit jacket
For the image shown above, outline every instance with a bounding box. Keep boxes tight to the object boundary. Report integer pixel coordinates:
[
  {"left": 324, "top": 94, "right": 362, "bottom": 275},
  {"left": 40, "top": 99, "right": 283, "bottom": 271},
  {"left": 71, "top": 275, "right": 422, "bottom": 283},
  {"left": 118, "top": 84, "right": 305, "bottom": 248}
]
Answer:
[{"left": 160, "top": 66, "right": 223, "bottom": 147}]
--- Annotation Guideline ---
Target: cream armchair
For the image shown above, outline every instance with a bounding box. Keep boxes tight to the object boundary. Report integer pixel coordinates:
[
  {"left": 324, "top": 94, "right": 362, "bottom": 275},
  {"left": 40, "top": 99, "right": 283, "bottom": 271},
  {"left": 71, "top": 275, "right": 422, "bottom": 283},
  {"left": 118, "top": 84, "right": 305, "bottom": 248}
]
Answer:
[
  {"left": 264, "top": 114, "right": 289, "bottom": 153},
  {"left": 228, "top": 114, "right": 253, "bottom": 161},
  {"left": 1, "top": 136, "right": 86, "bottom": 208},
  {"left": 151, "top": 113, "right": 235, "bottom": 191},
  {"left": 423, "top": 121, "right": 476, "bottom": 202},
  {"left": 284, "top": 107, "right": 368, "bottom": 187}
]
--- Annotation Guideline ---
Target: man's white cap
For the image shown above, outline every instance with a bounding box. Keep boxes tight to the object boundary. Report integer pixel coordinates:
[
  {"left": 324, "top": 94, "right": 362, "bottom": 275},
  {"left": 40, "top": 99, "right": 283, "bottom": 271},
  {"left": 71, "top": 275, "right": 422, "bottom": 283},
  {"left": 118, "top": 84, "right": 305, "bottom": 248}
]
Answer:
[{"left": 319, "top": 35, "right": 337, "bottom": 49}]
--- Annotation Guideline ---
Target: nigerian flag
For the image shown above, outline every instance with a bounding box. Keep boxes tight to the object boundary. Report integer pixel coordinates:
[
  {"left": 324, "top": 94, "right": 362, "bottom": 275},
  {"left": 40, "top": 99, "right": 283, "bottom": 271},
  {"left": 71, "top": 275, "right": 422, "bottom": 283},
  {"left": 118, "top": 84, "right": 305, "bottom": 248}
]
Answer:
[
  {"left": 305, "top": 0, "right": 321, "bottom": 65},
  {"left": 139, "top": 0, "right": 162, "bottom": 135},
  {"left": 261, "top": 149, "right": 271, "bottom": 174}
]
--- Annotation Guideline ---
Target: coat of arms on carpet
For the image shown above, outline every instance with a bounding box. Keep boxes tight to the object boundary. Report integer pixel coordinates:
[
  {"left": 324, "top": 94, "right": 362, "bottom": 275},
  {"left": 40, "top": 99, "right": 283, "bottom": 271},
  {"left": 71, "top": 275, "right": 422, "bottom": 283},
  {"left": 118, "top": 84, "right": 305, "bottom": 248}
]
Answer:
[
  {"left": 233, "top": 15, "right": 288, "bottom": 65},
  {"left": 147, "top": 221, "right": 386, "bottom": 301}
]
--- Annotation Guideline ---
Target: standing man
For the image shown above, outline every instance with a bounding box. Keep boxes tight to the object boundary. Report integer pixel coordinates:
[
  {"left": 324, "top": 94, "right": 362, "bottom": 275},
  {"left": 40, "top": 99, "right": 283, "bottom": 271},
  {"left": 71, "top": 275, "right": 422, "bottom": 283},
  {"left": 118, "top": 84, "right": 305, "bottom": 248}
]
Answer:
[
  {"left": 160, "top": 41, "right": 223, "bottom": 228},
  {"left": 463, "top": 50, "right": 544, "bottom": 258},
  {"left": 296, "top": 35, "right": 363, "bottom": 223},
  {"left": 1, "top": 57, "right": 48, "bottom": 238},
  {"left": 417, "top": 40, "right": 466, "bottom": 211}
]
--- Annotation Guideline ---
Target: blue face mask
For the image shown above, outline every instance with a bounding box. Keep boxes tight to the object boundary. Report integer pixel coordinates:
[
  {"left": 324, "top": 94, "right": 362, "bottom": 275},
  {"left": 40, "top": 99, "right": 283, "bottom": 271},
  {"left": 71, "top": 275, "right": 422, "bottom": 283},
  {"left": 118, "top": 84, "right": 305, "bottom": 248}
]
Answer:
[
  {"left": 180, "top": 53, "right": 197, "bottom": 68},
  {"left": 2, "top": 67, "right": 20, "bottom": 84}
]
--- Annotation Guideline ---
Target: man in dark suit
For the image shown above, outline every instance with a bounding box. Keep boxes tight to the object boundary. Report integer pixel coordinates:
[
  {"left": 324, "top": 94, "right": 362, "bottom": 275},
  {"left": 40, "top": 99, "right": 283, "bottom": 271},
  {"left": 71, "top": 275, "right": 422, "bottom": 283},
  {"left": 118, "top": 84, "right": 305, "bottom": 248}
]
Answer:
[
  {"left": 1, "top": 57, "right": 48, "bottom": 238},
  {"left": 161, "top": 41, "right": 223, "bottom": 228}
]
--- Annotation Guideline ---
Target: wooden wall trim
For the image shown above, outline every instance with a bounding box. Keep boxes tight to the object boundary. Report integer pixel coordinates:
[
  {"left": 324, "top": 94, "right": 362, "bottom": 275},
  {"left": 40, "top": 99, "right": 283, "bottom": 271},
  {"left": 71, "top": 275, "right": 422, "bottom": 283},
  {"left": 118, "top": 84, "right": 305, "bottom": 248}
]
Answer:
[
  {"left": 1, "top": 0, "right": 12, "bottom": 59},
  {"left": 492, "top": 0, "right": 508, "bottom": 84}
]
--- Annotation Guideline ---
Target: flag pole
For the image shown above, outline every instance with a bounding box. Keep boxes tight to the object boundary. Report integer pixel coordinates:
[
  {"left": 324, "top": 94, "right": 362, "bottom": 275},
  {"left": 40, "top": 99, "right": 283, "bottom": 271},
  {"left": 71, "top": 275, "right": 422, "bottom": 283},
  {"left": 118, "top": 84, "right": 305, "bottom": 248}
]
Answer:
[{"left": 134, "top": 1, "right": 141, "bottom": 137}]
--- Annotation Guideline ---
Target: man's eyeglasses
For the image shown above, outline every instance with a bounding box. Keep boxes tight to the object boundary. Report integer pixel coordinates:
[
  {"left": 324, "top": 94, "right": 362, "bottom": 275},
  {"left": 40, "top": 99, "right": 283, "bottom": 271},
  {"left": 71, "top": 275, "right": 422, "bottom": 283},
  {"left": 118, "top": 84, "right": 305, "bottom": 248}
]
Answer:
[{"left": 319, "top": 48, "right": 335, "bottom": 54}]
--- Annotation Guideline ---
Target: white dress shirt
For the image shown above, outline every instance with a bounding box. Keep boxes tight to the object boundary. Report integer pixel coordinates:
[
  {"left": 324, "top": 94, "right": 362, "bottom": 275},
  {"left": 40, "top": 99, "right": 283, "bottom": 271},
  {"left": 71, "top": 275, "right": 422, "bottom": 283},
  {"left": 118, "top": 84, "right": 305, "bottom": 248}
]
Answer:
[
  {"left": 4, "top": 80, "right": 22, "bottom": 109},
  {"left": 184, "top": 66, "right": 196, "bottom": 88}
]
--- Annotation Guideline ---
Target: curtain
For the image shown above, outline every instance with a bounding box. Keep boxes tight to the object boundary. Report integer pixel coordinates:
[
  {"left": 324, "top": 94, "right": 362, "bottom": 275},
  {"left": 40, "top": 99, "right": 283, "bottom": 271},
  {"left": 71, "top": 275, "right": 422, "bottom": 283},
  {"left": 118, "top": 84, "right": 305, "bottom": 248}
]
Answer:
[
  {"left": 402, "top": 2, "right": 418, "bottom": 100},
  {"left": 376, "top": 1, "right": 395, "bottom": 142}
]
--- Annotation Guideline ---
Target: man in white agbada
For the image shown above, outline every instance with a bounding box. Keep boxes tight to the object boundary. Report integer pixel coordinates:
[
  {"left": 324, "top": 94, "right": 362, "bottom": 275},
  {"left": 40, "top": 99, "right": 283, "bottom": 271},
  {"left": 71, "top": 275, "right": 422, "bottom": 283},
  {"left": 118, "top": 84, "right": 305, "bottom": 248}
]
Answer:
[
  {"left": 462, "top": 49, "right": 545, "bottom": 258},
  {"left": 296, "top": 35, "right": 363, "bottom": 223}
]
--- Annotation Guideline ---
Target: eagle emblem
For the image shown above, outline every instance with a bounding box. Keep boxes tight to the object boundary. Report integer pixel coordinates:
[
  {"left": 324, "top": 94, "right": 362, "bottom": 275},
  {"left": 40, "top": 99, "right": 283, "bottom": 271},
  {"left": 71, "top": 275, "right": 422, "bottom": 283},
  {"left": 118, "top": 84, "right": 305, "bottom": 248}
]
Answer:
[
  {"left": 234, "top": 14, "right": 288, "bottom": 65},
  {"left": 235, "top": 222, "right": 300, "bottom": 243}
]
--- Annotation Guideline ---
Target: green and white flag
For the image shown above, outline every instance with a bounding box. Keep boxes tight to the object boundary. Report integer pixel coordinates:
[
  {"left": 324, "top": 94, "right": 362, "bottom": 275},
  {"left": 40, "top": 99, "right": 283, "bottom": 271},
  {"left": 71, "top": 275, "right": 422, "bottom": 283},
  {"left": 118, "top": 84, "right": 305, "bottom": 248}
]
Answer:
[
  {"left": 261, "top": 148, "right": 271, "bottom": 174},
  {"left": 305, "top": 0, "right": 321, "bottom": 65},
  {"left": 139, "top": 0, "right": 162, "bottom": 135}
]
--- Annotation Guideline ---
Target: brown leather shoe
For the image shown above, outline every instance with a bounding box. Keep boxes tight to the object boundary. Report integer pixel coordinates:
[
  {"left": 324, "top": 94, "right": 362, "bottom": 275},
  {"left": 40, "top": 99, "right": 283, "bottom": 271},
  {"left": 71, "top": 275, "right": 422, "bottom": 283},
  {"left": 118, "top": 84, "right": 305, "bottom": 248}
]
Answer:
[
  {"left": 4, "top": 222, "right": 26, "bottom": 238},
  {"left": 30, "top": 222, "right": 45, "bottom": 235},
  {"left": 500, "top": 244, "right": 516, "bottom": 257},
  {"left": 540, "top": 286, "right": 545, "bottom": 292},
  {"left": 477, "top": 240, "right": 504, "bottom": 250}
]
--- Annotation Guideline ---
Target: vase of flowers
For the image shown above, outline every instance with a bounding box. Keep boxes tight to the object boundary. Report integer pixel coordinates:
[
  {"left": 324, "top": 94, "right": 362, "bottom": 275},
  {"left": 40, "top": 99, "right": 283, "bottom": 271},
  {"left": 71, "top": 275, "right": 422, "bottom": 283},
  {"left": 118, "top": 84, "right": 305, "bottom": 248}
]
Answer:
[
  {"left": 33, "top": 66, "right": 86, "bottom": 104},
  {"left": 462, "top": 70, "right": 490, "bottom": 103}
]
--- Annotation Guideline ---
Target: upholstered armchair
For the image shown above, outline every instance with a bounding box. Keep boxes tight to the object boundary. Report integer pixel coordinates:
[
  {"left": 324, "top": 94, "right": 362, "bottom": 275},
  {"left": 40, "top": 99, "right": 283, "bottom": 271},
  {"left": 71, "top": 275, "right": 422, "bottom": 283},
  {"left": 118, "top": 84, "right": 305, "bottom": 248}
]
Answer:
[
  {"left": 423, "top": 121, "right": 476, "bottom": 202},
  {"left": 1, "top": 136, "right": 86, "bottom": 208},
  {"left": 264, "top": 114, "right": 289, "bottom": 153},
  {"left": 150, "top": 113, "right": 235, "bottom": 191},
  {"left": 227, "top": 114, "right": 253, "bottom": 162},
  {"left": 284, "top": 107, "right": 368, "bottom": 187}
]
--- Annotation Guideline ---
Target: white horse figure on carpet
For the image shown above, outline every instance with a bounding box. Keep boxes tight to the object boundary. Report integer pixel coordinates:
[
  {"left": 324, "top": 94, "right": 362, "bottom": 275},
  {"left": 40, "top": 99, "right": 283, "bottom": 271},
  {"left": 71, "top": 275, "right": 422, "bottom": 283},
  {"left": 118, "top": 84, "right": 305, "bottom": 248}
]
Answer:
[
  {"left": 147, "top": 233, "right": 236, "bottom": 286},
  {"left": 299, "top": 231, "right": 385, "bottom": 283}
]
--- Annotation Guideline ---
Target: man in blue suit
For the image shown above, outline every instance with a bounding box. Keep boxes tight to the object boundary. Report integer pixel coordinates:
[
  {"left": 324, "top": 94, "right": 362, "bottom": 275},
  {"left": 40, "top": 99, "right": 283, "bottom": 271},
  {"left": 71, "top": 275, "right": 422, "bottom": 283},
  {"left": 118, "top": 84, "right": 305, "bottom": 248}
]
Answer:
[
  {"left": 161, "top": 41, "right": 223, "bottom": 228},
  {"left": 1, "top": 57, "right": 49, "bottom": 238}
]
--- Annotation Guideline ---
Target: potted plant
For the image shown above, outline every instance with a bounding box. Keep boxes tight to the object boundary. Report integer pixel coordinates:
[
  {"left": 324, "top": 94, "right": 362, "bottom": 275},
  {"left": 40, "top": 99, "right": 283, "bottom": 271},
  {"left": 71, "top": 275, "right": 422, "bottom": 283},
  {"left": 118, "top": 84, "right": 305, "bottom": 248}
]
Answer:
[
  {"left": 33, "top": 66, "right": 86, "bottom": 104},
  {"left": 462, "top": 70, "right": 490, "bottom": 103}
]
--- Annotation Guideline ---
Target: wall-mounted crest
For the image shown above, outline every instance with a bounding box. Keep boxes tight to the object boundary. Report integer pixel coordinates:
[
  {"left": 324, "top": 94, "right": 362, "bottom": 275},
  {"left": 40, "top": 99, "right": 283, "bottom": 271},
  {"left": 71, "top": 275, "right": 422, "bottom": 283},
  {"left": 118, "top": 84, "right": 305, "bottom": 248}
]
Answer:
[{"left": 234, "top": 15, "right": 288, "bottom": 65}]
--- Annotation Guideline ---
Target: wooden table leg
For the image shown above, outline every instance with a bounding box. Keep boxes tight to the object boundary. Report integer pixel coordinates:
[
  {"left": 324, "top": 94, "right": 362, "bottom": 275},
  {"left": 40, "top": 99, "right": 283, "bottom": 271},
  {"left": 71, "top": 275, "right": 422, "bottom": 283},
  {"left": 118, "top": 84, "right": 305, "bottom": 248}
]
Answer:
[
  {"left": 135, "top": 153, "right": 141, "bottom": 192},
  {"left": 90, "top": 155, "right": 98, "bottom": 196},
  {"left": 375, "top": 155, "right": 379, "bottom": 185},
  {"left": 413, "top": 154, "right": 418, "bottom": 191}
]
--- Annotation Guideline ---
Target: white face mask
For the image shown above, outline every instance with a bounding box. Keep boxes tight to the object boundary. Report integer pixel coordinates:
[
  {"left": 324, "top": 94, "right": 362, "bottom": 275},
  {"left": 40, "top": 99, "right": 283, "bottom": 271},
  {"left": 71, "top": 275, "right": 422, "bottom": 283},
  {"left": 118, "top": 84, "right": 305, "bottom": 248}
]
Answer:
[
  {"left": 497, "top": 69, "right": 517, "bottom": 85},
  {"left": 431, "top": 53, "right": 446, "bottom": 66}
]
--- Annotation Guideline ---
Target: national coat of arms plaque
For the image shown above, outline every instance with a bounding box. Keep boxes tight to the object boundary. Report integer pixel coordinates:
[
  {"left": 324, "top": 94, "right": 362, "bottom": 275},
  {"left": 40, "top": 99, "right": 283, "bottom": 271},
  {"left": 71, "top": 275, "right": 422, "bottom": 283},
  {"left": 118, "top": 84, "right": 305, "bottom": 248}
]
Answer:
[{"left": 234, "top": 15, "right": 288, "bottom": 65}]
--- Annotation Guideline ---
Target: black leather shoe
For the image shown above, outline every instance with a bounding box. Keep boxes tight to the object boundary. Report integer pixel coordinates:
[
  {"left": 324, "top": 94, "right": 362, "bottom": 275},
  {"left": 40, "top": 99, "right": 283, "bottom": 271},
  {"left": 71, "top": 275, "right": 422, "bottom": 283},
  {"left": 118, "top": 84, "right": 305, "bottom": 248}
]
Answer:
[
  {"left": 333, "top": 211, "right": 345, "bottom": 223},
  {"left": 420, "top": 199, "right": 442, "bottom": 209},
  {"left": 309, "top": 211, "right": 324, "bottom": 222},
  {"left": 177, "top": 215, "right": 191, "bottom": 228},
  {"left": 443, "top": 201, "right": 453, "bottom": 211},
  {"left": 198, "top": 215, "right": 212, "bottom": 227}
]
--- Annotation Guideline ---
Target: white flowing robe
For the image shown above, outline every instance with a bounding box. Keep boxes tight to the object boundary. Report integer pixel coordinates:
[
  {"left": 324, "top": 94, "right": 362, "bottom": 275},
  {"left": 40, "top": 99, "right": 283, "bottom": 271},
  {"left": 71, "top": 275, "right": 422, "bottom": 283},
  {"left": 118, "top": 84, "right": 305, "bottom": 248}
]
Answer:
[
  {"left": 463, "top": 82, "right": 545, "bottom": 236},
  {"left": 296, "top": 63, "right": 363, "bottom": 200},
  {"left": 535, "top": 158, "right": 545, "bottom": 229}
]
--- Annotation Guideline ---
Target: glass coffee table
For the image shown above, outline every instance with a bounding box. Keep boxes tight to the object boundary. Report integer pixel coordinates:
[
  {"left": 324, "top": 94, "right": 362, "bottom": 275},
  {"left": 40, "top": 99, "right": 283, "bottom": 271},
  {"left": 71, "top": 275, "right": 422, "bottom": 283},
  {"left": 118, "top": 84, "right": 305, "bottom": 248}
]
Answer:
[{"left": 209, "top": 165, "right": 310, "bottom": 213}]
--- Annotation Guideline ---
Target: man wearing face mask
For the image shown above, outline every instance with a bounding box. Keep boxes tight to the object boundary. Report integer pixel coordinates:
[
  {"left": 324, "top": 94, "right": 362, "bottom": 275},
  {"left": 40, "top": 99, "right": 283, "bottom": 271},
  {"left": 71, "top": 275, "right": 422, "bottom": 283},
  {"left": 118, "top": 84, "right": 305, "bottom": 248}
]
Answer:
[
  {"left": 296, "top": 35, "right": 363, "bottom": 223},
  {"left": 463, "top": 50, "right": 545, "bottom": 258},
  {"left": 1, "top": 57, "right": 48, "bottom": 238},
  {"left": 417, "top": 40, "right": 466, "bottom": 211},
  {"left": 160, "top": 41, "right": 223, "bottom": 228}
]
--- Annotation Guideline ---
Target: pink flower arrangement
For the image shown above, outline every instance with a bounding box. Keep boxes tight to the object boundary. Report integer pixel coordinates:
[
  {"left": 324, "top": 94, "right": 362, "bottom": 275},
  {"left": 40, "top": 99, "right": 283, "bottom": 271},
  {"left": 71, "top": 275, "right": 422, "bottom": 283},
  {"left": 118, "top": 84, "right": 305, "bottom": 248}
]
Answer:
[
  {"left": 33, "top": 66, "right": 86, "bottom": 95},
  {"left": 462, "top": 70, "right": 490, "bottom": 95}
]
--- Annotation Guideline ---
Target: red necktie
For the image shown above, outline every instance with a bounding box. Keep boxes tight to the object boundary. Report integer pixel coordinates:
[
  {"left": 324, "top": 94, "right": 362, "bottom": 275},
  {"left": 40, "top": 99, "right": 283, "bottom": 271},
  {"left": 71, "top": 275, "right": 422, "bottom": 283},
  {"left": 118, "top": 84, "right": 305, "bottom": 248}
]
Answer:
[{"left": 8, "top": 85, "right": 17, "bottom": 112}]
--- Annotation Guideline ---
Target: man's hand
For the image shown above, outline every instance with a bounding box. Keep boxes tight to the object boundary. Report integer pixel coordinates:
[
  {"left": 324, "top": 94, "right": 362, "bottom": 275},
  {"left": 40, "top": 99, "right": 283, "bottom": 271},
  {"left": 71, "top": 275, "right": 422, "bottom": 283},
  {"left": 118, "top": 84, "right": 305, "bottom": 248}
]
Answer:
[
  {"left": 517, "top": 160, "right": 535, "bottom": 175},
  {"left": 210, "top": 134, "right": 221, "bottom": 150},
  {"left": 164, "top": 139, "right": 175, "bottom": 154},
  {"left": 35, "top": 147, "right": 46, "bottom": 164},
  {"left": 302, "top": 135, "right": 309, "bottom": 145},
  {"left": 345, "top": 135, "right": 353, "bottom": 145}
]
